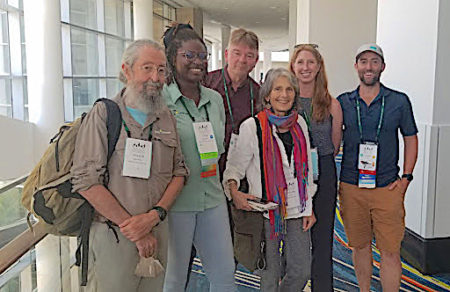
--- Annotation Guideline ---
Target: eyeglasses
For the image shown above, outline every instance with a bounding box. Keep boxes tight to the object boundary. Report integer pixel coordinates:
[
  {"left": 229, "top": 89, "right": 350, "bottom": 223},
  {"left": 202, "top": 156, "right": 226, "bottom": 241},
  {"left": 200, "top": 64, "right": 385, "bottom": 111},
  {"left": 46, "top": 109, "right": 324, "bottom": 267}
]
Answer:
[
  {"left": 294, "top": 43, "right": 319, "bottom": 49},
  {"left": 179, "top": 50, "right": 210, "bottom": 61},
  {"left": 139, "top": 64, "right": 167, "bottom": 76}
]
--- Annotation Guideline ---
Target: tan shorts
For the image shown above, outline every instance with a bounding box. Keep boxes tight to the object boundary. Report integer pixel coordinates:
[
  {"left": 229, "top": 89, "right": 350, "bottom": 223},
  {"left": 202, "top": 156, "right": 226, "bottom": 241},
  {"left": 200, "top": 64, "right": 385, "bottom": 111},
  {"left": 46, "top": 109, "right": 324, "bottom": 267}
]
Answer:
[{"left": 338, "top": 182, "right": 405, "bottom": 253}]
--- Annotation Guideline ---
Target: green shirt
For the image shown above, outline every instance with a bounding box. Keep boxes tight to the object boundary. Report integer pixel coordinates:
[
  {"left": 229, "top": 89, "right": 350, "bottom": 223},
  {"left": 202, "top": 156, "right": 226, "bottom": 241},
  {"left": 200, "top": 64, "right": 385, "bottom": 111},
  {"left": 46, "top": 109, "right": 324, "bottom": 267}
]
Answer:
[{"left": 162, "top": 82, "right": 226, "bottom": 212}]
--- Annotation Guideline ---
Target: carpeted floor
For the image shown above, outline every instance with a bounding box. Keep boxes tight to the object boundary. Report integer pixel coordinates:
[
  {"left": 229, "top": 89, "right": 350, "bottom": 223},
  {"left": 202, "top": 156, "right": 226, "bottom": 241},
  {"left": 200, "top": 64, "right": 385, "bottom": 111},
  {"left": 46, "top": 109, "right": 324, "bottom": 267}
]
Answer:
[
  {"left": 186, "top": 205, "right": 450, "bottom": 291},
  {"left": 186, "top": 154, "right": 450, "bottom": 291}
]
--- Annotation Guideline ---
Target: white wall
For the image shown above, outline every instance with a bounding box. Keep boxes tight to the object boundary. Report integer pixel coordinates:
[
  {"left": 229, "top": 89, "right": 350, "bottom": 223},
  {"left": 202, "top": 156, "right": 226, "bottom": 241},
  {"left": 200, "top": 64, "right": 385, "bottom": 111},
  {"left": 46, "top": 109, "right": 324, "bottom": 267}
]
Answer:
[
  {"left": 433, "top": 0, "right": 450, "bottom": 125},
  {"left": 377, "top": 0, "right": 450, "bottom": 239},
  {"left": 0, "top": 116, "right": 35, "bottom": 180},
  {"left": 309, "top": 0, "right": 378, "bottom": 97}
]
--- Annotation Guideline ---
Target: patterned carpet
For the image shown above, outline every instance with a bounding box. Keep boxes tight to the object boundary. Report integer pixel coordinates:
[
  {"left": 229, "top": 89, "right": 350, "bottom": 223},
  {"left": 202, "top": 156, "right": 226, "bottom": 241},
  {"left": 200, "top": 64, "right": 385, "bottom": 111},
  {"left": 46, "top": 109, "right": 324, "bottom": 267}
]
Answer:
[
  {"left": 186, "top": 154, "right": 450, "bottom": 291},
  {"left": 186, "top": 205, "right": 450, "bottom": 291}
]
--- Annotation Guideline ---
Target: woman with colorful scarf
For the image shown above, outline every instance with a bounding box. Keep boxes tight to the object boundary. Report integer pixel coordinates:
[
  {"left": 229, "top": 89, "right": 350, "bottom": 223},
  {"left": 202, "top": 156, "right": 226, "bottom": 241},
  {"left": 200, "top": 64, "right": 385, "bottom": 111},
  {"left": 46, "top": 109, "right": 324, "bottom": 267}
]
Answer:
[{"left": 223, "top": 68, "right": 317, "bottom": 291}]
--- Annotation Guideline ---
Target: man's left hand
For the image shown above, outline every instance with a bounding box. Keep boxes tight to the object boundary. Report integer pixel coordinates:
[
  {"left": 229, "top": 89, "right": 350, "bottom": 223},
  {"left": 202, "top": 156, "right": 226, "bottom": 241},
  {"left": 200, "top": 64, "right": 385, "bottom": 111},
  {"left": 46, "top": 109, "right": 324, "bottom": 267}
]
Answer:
[
  {"left": 388, "top": 178, "right": 410, "bottom": 195},
  {"left": 119, "top": 211, "right": 160, "bottom": 242}
]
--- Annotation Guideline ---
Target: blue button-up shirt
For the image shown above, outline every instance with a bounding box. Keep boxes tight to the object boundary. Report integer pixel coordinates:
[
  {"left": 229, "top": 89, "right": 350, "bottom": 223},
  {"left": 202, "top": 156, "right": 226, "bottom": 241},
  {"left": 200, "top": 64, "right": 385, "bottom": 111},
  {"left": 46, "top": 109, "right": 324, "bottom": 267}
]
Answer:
[{"left": 337, "top": 84, "right": 418, "bottom": 187}]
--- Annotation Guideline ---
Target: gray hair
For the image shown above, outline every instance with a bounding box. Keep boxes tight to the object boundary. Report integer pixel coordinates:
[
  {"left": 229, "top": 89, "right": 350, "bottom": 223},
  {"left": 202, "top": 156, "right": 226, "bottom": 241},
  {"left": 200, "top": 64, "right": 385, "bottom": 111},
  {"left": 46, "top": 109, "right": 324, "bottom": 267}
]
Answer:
[
  {"left": 259, "top": 67, "right": 299, "bottom": 110},
  {"left": 119, "top": 39, "right": 165, "bottom": 84}
]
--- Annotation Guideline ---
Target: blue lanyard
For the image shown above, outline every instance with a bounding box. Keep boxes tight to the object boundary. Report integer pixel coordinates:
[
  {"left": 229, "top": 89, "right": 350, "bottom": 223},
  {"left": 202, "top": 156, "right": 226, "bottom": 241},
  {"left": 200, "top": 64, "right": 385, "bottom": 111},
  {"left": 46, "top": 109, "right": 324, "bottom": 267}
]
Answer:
[
  {"left": 355, "top": 95, "right": 385, "bottom": 144},
  {"left": 221, "top": 68, "right": 254, "bottom": 132}
]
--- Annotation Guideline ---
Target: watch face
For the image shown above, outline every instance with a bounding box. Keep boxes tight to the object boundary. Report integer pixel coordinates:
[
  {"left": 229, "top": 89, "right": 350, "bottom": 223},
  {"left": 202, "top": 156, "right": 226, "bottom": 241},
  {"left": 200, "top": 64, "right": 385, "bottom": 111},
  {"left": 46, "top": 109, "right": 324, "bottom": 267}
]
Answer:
[{"left": 403, "top": 174, "right": 413, "bottom": 181}]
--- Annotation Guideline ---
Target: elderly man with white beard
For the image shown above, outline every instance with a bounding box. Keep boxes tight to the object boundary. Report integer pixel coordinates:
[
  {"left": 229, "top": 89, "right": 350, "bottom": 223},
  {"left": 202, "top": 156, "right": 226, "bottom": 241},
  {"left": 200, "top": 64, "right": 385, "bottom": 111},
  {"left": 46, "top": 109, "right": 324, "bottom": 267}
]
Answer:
[{"left": 70, "top": 39, "right": 189, "bottom": 292}]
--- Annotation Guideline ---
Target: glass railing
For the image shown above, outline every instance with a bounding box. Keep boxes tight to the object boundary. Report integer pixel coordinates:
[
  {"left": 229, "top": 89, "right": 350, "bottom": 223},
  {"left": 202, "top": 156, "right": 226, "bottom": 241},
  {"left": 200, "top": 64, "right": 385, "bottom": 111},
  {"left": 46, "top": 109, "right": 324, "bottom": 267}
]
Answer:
[{"left": 0, "top": 176, "right": 81, "bottom": 292}]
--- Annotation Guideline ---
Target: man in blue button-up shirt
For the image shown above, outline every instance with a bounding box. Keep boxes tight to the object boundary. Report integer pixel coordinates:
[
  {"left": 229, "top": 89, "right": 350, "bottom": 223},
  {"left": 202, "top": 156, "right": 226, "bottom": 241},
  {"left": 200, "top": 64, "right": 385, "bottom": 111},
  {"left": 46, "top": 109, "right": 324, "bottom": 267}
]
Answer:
[{"left": 337, "top": 44, "right": 418, "bottom": 292}]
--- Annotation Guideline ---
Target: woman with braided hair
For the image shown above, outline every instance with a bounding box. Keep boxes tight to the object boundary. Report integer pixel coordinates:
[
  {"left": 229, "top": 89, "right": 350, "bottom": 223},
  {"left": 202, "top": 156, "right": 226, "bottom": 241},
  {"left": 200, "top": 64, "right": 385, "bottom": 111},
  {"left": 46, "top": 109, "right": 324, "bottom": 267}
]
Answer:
[{"left": 161, "top": 23, "right": 236, "bottom": 292}]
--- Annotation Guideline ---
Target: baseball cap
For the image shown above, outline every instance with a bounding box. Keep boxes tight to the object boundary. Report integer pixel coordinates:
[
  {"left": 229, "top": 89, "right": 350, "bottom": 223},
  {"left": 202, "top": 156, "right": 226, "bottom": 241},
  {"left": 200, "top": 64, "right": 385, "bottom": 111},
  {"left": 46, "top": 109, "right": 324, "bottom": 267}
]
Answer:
[{"left": 356, "top": 44, "right": 384, "bottom": 61}]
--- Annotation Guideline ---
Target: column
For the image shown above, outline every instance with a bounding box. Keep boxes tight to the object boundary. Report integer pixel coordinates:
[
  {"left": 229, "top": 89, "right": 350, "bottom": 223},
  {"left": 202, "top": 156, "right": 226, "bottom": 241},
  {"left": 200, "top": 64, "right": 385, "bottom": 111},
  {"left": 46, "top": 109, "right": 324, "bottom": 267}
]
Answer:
[
  {"left": 176, "top": 7, "right": 203, "bottom": 38},
  {"left": 211, "top": 42, "right": 220, "bottom": 71},
  {"left": 24, "top": 0, "right": 65, "bottom": 157},
  {"left": 263, "top": 50, "right": 272, "bottom": 76},
  {"left": 377, "top": 0, "right": 450, "bottom": 274},
  {"left": 221, "top": 24, "right": 231, "bottom": 66},
  {"left": 133, "top": 0, "right": 153, "bottom": 40},
  {"left": 288, "top": 0, "right": 377, "bottom": 96},
  {"left": 23, "top": 1, "right": 69, "bottom": 291}
]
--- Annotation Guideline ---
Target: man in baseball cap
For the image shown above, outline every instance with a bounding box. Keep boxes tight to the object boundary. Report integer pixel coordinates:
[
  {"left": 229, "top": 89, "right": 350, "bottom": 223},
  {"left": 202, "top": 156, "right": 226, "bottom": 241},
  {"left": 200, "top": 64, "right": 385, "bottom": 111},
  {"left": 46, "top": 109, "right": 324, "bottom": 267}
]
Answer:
[
  {"left": 355, "top": 43, "right": 384, "bottom": 62},
  {"left": 337, "top": 44, "right": 418, "bottom": 291}
]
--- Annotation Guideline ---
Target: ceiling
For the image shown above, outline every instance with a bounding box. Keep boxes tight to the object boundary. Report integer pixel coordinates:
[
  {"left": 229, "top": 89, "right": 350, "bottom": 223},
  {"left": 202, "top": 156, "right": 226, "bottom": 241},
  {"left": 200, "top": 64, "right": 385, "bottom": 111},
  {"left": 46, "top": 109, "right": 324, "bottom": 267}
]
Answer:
[{"left": 166, "top": 0, "right": 290, "bottom": 51}]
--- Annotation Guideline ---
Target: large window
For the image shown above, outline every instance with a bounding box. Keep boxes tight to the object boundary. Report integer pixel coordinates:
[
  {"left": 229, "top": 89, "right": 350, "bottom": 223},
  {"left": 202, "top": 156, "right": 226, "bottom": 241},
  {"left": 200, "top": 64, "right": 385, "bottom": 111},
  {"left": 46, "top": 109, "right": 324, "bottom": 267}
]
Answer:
[
  {"left": 0, "top": 0, "right": 27, "bottom": 120},
  {"left": 61, "top": 0, "right": 132, "bottom": 120},
  {"left": 153, "top": 0, "right": 176, "bottom": 43}
]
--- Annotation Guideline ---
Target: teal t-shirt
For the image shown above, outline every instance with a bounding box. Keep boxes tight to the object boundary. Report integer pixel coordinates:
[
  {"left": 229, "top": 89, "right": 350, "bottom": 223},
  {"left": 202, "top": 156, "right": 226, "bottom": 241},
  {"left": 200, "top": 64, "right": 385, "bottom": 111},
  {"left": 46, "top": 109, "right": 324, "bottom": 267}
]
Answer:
[{"left": 126, "top": 106, "right": 147, "bottom": 127}]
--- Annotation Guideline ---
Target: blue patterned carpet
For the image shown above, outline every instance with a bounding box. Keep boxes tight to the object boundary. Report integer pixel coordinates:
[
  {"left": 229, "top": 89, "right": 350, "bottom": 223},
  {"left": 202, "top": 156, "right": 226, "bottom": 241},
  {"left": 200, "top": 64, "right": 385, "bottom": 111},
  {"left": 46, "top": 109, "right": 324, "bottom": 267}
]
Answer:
[
  {"left": 187, "top": 154, "right": 450, "bottom": 291},
  {"left": 186, "top": 204, "right": 450, "bottom": 292}
]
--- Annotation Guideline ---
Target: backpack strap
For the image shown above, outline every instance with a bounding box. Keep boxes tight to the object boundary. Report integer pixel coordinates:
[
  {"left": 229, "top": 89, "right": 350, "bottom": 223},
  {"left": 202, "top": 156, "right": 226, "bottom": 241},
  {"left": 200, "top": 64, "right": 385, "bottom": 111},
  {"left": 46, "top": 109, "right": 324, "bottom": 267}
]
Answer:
[
  {"left": 254, "top": 116, "right": 266, "bottom": 201},
  {"left": 96, "top": 98, "right": 123, "bottom": 161},
  {"left": 77, "top": 98, "right": 122, "bottom": 286},
  {"left": 253, "top": 115, "right": 268, "bottom": 270}
]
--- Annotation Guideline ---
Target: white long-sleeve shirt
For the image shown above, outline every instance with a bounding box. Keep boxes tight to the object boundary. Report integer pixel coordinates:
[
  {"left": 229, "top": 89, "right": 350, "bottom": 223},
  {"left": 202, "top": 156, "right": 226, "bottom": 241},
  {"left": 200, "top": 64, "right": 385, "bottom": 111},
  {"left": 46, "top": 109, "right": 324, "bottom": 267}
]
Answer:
[{"left": 223, "top": 115, "right": 317, "bottom": 219}]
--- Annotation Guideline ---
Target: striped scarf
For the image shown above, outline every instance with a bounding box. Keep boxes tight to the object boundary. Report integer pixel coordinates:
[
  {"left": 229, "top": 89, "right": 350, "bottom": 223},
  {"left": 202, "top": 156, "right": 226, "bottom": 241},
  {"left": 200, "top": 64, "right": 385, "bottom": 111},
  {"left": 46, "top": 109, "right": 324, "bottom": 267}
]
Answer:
[{"left": 257, "top": 109, "right": 309, "bottom": 238}]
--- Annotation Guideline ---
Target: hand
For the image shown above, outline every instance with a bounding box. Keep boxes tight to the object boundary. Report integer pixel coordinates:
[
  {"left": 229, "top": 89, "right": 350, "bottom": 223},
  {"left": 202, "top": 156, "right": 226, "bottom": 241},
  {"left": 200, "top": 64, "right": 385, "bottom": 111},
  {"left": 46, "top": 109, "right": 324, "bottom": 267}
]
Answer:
[
  {"left": 135, "top": 233, "right": 158, "bottom": 258},
  {"left": 388, "top": 178, "right": 410, "bottom": 195},
  {"left": 119, "top": 211, "right": 160, "bottom": 242},
  {"left": 302, "top": 212, "right": 316, "bottom": 231},
  {"left": 231, "top": 190, "right": 257, "bottom": 211}
]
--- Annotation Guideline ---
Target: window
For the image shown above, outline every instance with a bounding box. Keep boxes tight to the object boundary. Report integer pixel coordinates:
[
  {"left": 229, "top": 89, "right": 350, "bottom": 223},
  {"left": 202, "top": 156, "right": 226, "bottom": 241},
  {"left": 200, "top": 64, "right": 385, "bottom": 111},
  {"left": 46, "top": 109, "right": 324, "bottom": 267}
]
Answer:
[
  {"left": 0, "top": 0, "right": 27, "bottom": 120},
  {"left": 61, "top": 0, "right": 132, "bottom": 121},
  {"left": 153, "top": 0, "right": 176, "bottom": 43}
]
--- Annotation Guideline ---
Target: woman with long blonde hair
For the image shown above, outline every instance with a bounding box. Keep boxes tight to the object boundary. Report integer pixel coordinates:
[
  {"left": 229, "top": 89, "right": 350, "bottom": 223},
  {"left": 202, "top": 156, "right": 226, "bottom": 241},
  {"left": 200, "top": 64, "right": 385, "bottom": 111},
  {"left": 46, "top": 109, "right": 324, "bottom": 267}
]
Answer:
[{"left": 290, "top": 44, "right": 343, "bottom": 291}]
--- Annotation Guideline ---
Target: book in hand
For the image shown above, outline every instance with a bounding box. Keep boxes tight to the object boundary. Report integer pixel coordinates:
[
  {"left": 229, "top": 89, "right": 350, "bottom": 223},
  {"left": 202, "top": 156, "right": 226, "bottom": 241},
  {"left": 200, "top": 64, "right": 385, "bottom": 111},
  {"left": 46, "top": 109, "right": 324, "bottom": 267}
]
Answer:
[{"left": 248, "top": 200, "right": 279, "bottom": 212}]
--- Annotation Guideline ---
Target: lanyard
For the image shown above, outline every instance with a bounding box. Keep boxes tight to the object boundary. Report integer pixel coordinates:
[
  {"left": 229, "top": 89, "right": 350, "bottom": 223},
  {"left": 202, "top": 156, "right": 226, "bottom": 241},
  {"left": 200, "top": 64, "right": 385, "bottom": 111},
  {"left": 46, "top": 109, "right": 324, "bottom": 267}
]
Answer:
[
  {"left": 179, "top": 97, "right": 210, "bottom": 122},
  {"left": 355, "top": 95, "right": 385, "bottom": 143},
  {"left": 222, "top": 68, "right": 254, "bottom": 132},
  {"left": 122, "top": 120, "right": 152, "bottom": 140},
  {"left": 300, "top": 103, "right": 313, "bottom": 130}
]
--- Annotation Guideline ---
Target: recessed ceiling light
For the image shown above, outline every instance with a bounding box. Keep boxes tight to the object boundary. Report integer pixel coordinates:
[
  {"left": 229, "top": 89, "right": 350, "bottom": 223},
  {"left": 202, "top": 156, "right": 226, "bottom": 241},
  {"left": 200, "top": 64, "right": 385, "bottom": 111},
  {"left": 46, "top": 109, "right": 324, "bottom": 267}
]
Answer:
[{"left": 270, "top": 6, "right": 277, "bottom": 9}]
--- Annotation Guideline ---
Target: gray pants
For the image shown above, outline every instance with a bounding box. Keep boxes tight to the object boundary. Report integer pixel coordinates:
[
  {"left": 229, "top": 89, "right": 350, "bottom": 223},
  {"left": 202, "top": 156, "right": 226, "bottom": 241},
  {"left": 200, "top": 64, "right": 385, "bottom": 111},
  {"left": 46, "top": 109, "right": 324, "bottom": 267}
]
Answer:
[{"left": 260, "top": 218, "right": 311, "bottom": 292}]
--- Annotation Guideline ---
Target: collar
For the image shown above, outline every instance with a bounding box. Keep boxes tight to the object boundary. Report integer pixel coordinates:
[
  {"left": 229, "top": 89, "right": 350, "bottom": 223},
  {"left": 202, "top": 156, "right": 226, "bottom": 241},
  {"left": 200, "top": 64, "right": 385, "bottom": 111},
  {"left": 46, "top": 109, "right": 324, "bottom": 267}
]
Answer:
[
  {"left": 223, "top": 64, "right": 250, "bottom": 90},
  {"left": 350, "top": 83, "right": 390, "bottom": 102},
  {"left": 165, "top": 80, "right": 211, "bottom": 108}
]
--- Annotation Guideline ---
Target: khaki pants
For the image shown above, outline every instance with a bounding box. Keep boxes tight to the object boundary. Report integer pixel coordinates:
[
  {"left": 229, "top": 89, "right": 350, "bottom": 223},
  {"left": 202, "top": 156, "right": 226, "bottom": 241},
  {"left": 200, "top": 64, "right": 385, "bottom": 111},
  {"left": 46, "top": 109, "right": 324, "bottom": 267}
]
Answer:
[{"left": 82, "top": 220, "right": 168, "bottom": 292}]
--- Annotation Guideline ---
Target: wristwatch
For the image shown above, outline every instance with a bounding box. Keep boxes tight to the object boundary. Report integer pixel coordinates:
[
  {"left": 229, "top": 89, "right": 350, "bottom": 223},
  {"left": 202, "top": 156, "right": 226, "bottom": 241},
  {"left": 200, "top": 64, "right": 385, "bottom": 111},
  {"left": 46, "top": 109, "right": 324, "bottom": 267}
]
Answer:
[
  {"left": 402, "top": 173, "right": 414, "bottom": 182},
  {"left": 151, "top": 206, "right": 167, "bottom": 222}
]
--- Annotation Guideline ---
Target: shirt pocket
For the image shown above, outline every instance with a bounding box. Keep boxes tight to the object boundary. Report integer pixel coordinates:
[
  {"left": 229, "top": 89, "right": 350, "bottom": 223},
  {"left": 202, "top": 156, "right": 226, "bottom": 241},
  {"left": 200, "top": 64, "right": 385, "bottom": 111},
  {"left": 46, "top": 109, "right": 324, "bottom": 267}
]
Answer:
[{"left": 152, "top": 132, "right": 178, "bottom": 175}]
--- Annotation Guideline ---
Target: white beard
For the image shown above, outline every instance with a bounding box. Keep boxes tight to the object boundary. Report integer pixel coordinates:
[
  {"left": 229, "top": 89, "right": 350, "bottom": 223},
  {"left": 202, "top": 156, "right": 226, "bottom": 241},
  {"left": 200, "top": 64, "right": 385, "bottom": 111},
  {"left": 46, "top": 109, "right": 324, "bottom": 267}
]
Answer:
[{"left": 125, "top": 81, "right": 164, "bottom": 115}]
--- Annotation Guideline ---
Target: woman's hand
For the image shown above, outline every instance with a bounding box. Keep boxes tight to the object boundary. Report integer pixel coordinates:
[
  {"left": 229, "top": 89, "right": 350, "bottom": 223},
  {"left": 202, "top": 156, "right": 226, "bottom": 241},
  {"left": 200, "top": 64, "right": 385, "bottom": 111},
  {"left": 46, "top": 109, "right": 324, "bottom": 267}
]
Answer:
[
  {"left": 302, "top": 212, "right": 316, "bottom": 231},
  {"left": 231, "top": 189, "right": 257, "bottom": 211}
]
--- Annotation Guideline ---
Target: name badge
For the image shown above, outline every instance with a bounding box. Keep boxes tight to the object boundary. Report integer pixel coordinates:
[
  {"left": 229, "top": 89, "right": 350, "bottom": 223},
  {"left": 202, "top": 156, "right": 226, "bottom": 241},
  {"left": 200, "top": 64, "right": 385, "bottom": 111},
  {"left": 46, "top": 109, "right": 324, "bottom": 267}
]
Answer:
[
  {"left": 311, "top": 148, "right": 319, "bottom": 181},
  {"left": 192, "top": 122, "right": 219, "bottom": 178},
  {"left": 227, "top": 133, "right": 239, "bottom": 159},
  {"left": 286, "top": 177, "right": 301, "bottom": 212},
  {"left": 358, "top": 143, "right": 377, "bottom": 188},
  {"left": 122, "top": 138, "right": 152, "bottom": 179}
]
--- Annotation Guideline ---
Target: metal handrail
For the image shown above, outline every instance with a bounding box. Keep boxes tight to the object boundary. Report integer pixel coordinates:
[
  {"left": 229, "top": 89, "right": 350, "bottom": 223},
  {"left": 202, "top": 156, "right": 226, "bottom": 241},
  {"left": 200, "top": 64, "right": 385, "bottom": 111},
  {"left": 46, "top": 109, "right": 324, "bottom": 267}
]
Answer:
[
  {"left": 0, "top": 221, "right": 47, "bottom": 275},
  {"left": 0, "top": 174, "right": 49, "bottom": 275},
  {"left": 0, "top": 174, "right": 28, "bottom": 196}
]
